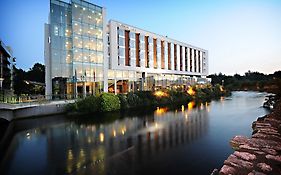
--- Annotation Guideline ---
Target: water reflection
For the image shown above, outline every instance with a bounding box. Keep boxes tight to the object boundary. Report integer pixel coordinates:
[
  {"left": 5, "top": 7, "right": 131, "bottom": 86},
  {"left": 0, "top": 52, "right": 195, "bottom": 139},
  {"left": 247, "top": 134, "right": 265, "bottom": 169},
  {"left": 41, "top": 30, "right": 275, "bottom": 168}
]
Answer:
[{"left": 0, "top": 102, "right": 209, "bottom": 175}]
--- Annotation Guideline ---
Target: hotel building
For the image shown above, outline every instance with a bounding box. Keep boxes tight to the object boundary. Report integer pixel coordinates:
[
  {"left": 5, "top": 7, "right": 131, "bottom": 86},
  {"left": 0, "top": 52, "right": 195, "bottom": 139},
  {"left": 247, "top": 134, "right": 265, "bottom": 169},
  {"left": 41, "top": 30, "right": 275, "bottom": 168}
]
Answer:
[
  {"left": 107, "top": 20, "right": 208, "bottom": 94},
  {"left": 45, "top": 0, "right": 208, "bottom": 98}
]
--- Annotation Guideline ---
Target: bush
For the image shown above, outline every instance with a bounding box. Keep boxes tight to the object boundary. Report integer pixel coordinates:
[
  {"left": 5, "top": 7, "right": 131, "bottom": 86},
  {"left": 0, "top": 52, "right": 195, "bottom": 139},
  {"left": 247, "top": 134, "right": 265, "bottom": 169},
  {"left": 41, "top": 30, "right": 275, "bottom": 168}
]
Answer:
[
  {"left": 168, "top": 90, "right": 192, "bottom": 104},
  {"left": 76, "top": 95, "right": 100, "bottom": 113},
  {"left": 117, "top": 94, "right": 129, "bottom": 109},
  {"left": 127, "top": 92, "right": 141, "bottom": 108},
  {"left": 134, "top": 91, "right": 157, "bottom": 106},
  {"left": 100, "top": 93, "right": 121, "bottom": 112}
]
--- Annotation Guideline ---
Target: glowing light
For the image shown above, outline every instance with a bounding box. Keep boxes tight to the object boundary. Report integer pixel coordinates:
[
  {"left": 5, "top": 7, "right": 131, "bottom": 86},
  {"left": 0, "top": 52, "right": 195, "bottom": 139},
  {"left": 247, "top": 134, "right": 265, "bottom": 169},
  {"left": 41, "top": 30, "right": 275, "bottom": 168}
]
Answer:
[
  {"left": 187, "top": 86, "right": 195, "bottom": 96},
  {"left": 188, "top": 101, "right": 195, "bottom": 110},
  {"left": 113, "top": 130, "right": 116, "bottom": 137},
  {"left": 181, "top": 105, "right": 185, "bottom": 112},
  {"left": 68, "top": 149, "right": 73, "bottom": 160},
  {"left": 155, "top": 123, "right": 158, "bottom": 128},
  {"left": 220, "top": 86, "right": 224, "bottom": 92},
  {"left": 154, "top": 90, "right": 169, "bottom": 98},
  {"left": 155, "top": 107, "right": 168, "bottom": 116},
  {"left": 121, "top": 127, "right": 126, "bottom": 135},
  {"left": 100, "top": 133, "right": 104, "bottom": 142},
  {"left": 200, "top": 103, "right": 204, "bottom": 110},
  {"left": 26, "top": 132, "right": 31, "bottom": 139}
]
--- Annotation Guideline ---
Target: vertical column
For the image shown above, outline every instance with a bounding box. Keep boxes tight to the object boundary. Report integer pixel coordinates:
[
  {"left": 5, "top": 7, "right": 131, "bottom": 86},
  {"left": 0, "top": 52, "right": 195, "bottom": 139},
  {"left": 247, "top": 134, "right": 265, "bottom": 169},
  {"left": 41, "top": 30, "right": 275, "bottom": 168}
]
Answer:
[
  {"left": 145, "top": 36, "right": 149, "bottom": 68},
  {"left": 185, "top": 47, "right": 188, "bottom": 72},
  {"left": 164, "top": 41, "right": 168, "bottom": 70},
  {"left": 161, "top": 40, "right": 165, "bottom": 69},
  {"left": 102, "top": 8, "right": 108, "bottom": 92},
  {"left": 198, "top": 50, "right": 201, "bottom": 73},
  {"left": 135, "top": 33, "right": 140, "bottom": 67},
  {"left": 125, "top": 30, "right": 130, "bottom": 66},
  {"left": 180, "top": 46, "right": 183, "bottom": 71},
  {"left": 139, "top": 35, "right": 145, "bottom": 68},
  {"left": 149, "top": 37, "right": 153, "bottom": 68},
  {"left": 157, "top": 39, "right": 161, "bottom": 69},
  {"left": 194, "top": 49, "right": 197, "bottom": 73},
  {"left": 130, "top": 32, "right": 136, "bottom": 67},
  {"left": 168, "top": 42, "right": 171, "bottom": 70},
  {"left": 171, "top": 43, "right": 174, "bottom": 70},
  {"left": 174, "top": 44, "right": 177, "bottom": 70},
  {"left": 153, "top": 38, "right": 157, "bottom": 69},
  {"left": 177, "top": 44, "right": 180, "bottom": 71},
  {"left": 189, "top": 48, "right": 193, "bottom": 72}
]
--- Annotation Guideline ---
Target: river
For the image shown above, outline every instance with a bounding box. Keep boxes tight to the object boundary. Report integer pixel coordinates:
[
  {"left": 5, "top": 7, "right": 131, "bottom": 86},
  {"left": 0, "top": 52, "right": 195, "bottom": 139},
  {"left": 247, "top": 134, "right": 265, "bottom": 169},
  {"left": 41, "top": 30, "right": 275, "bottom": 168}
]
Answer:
[{"left": 0, "top": 91, "right": 269, "bottom": 175}]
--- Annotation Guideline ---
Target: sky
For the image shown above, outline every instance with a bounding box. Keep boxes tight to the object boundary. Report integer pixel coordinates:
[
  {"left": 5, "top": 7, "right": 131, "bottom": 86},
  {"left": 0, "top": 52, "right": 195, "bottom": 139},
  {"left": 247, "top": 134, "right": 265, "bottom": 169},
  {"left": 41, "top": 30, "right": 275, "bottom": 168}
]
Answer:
[{"left": 0, "top": 0, "right": 281, "bottom": 75}]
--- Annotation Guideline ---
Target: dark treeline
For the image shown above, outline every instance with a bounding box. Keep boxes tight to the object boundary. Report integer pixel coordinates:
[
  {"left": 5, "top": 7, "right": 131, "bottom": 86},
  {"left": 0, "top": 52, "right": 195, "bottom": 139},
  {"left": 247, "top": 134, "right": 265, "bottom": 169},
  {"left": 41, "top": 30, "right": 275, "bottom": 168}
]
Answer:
[
  {"left": 207, "top": 70, "right": 281, "bottom": 95},
  {"left": 13, "top": 63, "right": 45, "bottom": 95}
]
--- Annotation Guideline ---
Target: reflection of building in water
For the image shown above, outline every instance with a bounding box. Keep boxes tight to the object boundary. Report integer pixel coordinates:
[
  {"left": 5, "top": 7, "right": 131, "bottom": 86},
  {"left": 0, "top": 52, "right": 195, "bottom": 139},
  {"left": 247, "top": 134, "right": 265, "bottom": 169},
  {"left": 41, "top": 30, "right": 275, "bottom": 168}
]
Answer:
[{"left": 2, "top": 104, "right": 209, "bottom": 175}]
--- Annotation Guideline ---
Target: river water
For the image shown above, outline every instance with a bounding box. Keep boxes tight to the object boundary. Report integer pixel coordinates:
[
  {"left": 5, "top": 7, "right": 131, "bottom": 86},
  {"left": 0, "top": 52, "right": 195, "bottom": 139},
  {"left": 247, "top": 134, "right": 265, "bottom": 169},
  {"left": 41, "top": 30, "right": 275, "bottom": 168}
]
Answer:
[{"left": 0, "top": 91, "right": 269, "bottom": 175}]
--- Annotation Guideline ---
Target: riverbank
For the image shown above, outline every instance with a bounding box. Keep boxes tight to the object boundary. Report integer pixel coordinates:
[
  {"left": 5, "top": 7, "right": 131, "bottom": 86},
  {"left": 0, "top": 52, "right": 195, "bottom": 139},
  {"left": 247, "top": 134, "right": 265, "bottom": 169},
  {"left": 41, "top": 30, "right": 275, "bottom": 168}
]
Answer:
[
  {"left": 66, "top": 86, "right": 228, "bottom": 115},
  {"left": 212, "top": 99, "right": 281, "bottom": 174}
]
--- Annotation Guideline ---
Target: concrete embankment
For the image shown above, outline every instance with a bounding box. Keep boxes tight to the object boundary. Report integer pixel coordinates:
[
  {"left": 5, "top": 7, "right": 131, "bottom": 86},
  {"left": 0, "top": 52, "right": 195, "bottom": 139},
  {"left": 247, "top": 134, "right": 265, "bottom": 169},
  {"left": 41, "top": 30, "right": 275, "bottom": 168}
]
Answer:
[
  {"left": 213, "top": 100, "right": 281, "bottom": 175},
  {"left": 0, "top": 100, "right": 74, "bottom": 121}
]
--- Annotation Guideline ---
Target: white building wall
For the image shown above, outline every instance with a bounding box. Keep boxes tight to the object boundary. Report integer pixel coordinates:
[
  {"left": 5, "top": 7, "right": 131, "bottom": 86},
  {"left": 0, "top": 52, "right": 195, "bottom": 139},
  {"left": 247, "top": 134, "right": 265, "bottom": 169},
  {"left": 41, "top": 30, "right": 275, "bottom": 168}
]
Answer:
[
  {"left": 44, "top": 23, "right": 52, "bottom": 99},
  {"left": 108, "top": 20, "right": 207, "bottom": 77},
  {"left": 102, "top": 8, "right": 108, "bottom": 92}
]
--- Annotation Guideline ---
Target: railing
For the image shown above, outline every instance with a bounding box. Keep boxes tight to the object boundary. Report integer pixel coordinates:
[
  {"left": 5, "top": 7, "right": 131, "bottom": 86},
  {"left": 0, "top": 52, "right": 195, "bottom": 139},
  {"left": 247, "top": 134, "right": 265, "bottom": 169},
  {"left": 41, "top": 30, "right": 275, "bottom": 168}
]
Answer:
[{"left": 0, "top": 93, "right": 97, "bottom": 105}]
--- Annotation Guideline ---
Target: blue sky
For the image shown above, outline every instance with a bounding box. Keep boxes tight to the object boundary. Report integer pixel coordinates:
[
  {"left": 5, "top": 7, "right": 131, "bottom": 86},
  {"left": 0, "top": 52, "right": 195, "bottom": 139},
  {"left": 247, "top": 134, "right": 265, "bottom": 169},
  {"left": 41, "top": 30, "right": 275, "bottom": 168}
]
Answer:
[{"left": 0, "top": 0, "right": 280, "bottom": 75}]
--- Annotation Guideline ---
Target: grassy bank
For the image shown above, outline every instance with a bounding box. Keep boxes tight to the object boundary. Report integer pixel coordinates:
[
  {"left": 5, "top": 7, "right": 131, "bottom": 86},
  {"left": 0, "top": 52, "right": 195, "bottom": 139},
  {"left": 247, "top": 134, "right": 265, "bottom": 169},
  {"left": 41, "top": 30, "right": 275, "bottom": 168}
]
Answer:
[{"left": 66, "top": 84, "right": 228, "bottom": 115}]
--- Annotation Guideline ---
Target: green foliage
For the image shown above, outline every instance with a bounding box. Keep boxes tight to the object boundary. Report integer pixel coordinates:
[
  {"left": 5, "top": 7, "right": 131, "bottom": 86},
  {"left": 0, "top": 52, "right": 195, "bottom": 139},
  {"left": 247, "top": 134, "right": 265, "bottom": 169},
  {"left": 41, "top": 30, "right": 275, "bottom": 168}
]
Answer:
[
  {"left": 117, "top": 94, "right": 129, "bottom": 109},
  {"left": 100, "top": 93, "right": 121, "bottom": 112},
  {"left": 134, "top": 91, "right": 157, "bottom": 106},
  {"left": 168, "top": 90, "right": 192, "bottom": 104},
  {"left": 76, "top": 95, "right": 101, "bottom": 113},
  {"left": 127, "top": 92, "right": 141, "bottom": 108}
]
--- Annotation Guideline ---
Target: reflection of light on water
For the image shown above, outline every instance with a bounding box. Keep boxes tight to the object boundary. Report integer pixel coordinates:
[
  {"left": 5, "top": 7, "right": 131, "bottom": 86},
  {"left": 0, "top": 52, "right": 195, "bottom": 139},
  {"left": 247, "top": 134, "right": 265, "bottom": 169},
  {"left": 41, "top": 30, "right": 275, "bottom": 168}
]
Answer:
[
  {"left": 206, "top": 102, "right": 210, "bottom": 112},
  {"left": 155, "top": 107, "right": 168, "bottom": 116},
  {"left": 181, "top": 105, "right": 185, "bottom": 112},
  {"left": 200, "top": 103, "right": 204, "bottom": 110},
  {"left": 87, "top": 137, "right": 92, "bottom": 143},
  {"left": 67, "top": 149, "right": 73, "bottom": 173},
  {"left": 68, "top": 149, "right": 73, "bottom": 160},
  {"left": 26, "top": 132, "right": 31, "bottom": 139},
  {"left": 100, "top": 133, "right": 104, "bottom": 142},
  {"left": 121, "top": 128, "right": 126, "bottom": 135},
  {"left": 188, "top": 101, "right": 195, "bottom": 110}
]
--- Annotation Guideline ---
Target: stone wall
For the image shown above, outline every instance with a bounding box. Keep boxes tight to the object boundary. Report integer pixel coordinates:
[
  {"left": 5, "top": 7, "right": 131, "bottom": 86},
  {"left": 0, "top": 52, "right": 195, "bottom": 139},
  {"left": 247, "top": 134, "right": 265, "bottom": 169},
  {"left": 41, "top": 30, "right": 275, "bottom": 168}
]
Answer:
[{"left": 213, "top": 101, "right": 281, "bottom": 175}]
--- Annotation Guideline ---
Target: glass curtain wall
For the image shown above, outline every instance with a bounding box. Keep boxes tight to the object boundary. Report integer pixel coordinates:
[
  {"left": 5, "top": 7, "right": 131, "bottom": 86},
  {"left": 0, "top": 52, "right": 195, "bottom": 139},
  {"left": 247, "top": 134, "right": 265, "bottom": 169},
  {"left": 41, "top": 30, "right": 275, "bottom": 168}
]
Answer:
[{"left": 50, "top": 0, "right": 104, "bottom": 98}]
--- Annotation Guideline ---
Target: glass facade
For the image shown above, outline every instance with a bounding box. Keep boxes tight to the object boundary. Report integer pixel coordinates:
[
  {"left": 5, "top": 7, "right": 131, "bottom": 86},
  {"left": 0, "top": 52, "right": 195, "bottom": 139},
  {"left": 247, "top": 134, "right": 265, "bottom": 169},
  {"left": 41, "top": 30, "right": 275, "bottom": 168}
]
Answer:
[{"left": 49, "top": 0, "right": 104, "bottom": 98}]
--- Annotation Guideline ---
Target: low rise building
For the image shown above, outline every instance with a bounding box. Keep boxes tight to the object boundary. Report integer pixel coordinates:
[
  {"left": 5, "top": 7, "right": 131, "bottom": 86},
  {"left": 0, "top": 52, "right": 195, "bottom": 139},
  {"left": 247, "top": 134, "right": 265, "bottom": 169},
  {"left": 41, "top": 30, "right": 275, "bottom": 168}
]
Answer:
[{"left": 0, "top": 39, "right": 15, "bottom": 98}]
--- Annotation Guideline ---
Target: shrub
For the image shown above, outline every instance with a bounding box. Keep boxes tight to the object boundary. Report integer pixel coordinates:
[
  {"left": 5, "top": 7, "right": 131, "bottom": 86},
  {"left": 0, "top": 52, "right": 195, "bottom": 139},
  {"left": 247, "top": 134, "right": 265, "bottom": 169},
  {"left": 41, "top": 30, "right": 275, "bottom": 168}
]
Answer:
[
  {"left": 127, "top": 92, "right": 141, "bottom": 108},
  {"left": 65, "top": 102, "right": 78, "bottom": 112},
  {"left": 117, "top": 94, "right": 129, "bottom": 109},
  {"left": 134, "top": 91, "right": 157, "bottom": 106},
  {"left": 76, "top": 95, "right": 100, "bottom": 113},
  {"left": 168, "top": 90, "right": 192, "bottom": 104},
  {"left": 100, "top": 93, "right": 121, "bottom": 112}
]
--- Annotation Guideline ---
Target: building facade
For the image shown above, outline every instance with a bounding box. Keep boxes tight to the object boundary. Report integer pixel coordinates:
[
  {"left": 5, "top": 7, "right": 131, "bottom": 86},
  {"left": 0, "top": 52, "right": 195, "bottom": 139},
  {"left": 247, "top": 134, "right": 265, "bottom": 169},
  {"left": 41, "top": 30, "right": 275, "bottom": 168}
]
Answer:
[
  {"left": 107, "top": 20, "right": 208, "bottom": 94},
  {"left": 45, "top": 0, "right": 107, "bottom": 99},
  {"left": 0, "top": 39, "right": 15, "bottom": 95},
  {"left": 45, "top": 0, "right": 208, "bottom": 98}
]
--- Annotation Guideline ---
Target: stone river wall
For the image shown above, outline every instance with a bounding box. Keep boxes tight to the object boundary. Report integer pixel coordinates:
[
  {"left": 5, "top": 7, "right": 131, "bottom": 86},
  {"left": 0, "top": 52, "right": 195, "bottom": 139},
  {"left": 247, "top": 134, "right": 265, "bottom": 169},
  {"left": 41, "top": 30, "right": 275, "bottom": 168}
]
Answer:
[{"left": 212, "top": 100, "right": 281, "bottom": 175}]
